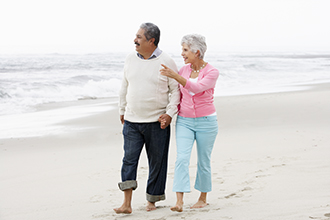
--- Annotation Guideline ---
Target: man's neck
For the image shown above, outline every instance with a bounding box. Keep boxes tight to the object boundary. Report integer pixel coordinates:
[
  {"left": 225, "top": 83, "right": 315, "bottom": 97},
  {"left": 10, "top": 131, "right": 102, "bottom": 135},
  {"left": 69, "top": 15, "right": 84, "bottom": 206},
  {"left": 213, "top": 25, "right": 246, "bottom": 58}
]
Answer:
[{"left": 140, "top": 47, "right": 157, "bottom": 59}]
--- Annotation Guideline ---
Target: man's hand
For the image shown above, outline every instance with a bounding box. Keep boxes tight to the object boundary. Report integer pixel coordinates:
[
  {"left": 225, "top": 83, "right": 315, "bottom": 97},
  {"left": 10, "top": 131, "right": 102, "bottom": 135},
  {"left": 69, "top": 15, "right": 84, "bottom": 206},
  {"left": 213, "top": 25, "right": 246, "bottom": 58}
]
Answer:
[
  {"left": 158, "top": 114, "right": 172, "bottom": 129},
  {"left": 120, "top": 115, "right": 125, "bottom": 125}
]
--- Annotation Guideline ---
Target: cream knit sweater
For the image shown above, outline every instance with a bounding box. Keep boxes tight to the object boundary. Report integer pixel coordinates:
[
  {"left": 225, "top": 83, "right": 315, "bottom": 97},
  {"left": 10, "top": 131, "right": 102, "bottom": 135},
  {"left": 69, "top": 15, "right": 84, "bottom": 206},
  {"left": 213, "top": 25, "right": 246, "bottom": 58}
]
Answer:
[{"left": 119, "top": 52, "right": 180, "bottom": 122}]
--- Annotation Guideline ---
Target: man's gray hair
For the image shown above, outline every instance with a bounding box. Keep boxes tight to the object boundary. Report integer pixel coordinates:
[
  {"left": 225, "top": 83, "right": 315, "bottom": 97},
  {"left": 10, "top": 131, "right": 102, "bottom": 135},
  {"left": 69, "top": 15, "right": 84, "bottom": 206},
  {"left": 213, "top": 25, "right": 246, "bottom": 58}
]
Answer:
[
  {"left": 140, "top": 23, "right": 160, "bottom": 47},
  {"left": 181, "top": 34, "right": 207, "bottom": 59}
]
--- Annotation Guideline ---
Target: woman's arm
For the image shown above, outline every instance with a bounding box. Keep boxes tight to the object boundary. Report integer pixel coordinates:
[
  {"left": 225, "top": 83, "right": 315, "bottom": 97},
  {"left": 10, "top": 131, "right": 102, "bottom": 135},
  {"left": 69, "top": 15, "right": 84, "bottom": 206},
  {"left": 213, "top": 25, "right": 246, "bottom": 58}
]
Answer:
[{"left": 184, "top": 68, "right": 219, "bottom": 94}]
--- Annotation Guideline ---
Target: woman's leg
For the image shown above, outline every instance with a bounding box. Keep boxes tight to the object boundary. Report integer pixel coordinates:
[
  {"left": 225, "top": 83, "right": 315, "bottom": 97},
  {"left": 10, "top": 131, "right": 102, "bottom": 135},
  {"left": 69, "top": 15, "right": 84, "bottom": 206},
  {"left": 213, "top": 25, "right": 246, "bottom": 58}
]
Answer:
[
  {"left": 191, "top": 192, "right": 208, "bottom": 209},
  {"left": 193, "top": 116, "right": 218, "bottom": 207},
  {"left": 171, "top": 116, "right": 195, "bottom": 212},
  {"left": 172, "top": 116, "right": 195, "bottom": 193},
  {"left": 170, "top": 192, "right": 184, "bottom": 212}
]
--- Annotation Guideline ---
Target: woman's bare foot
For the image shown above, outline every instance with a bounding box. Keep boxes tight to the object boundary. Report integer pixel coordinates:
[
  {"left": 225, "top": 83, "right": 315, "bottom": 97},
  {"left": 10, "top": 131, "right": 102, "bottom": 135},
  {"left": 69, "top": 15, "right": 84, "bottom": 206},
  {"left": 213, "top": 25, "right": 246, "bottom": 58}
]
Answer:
[
  {"left": 146, "top": 201, "right": 156, "bottom": 211},
  {"left": 190, "top": 200, "right": 208, "bottom": 209},
  {"left": 113, "top": 205, "right": 132, "bottom": 214},
  {"left": 170, "top": 202, "right": 183, "bottom": 212}
]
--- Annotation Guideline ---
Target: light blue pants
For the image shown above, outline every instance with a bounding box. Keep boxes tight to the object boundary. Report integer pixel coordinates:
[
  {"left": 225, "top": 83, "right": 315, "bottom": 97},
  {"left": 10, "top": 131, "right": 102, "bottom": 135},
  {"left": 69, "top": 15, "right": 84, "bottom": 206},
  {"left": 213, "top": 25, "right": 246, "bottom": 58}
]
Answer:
[{"left": 173, "top": 115, "right": 218, "bottom": 193}]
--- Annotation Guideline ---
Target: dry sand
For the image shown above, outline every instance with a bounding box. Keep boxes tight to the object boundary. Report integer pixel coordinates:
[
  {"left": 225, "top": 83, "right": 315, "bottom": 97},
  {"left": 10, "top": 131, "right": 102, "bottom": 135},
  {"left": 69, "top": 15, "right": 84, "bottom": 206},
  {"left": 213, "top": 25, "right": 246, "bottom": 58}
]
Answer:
[{"left": 1, "top": 83, "right": 329, "bottom": 220}]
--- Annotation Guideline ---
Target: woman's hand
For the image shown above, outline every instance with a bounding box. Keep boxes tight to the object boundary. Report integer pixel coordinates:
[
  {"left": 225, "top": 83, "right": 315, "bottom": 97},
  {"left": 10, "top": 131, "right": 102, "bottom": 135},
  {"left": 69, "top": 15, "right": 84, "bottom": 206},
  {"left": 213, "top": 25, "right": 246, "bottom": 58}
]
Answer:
[
  {"left": 160, "top": 64, "right": 177, "bottom": 79},
  {"left": 160, "top": 64, "right": 187, "bottom": 87}
]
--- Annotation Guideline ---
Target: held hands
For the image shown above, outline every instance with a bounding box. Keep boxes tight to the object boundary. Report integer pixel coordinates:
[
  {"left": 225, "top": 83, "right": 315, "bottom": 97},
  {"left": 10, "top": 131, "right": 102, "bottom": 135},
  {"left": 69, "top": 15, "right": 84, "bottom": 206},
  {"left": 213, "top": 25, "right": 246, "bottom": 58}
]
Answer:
[
  {"left": 160, "top": 64, "right": 176, "bottom": 79},
  {"left": 121, "top": 114, "right": 171, "bottom": 129},
  {"left": 158, "top": 114, "right": 172, "bottom": 129}
]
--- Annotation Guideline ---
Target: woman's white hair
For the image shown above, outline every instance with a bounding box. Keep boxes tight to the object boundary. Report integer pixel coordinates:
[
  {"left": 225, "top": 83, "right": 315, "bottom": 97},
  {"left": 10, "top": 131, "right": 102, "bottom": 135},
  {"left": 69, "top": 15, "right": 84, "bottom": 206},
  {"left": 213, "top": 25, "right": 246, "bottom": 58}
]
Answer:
[{"left": 181, "top": 34, "right": 207, "bottom": 59}]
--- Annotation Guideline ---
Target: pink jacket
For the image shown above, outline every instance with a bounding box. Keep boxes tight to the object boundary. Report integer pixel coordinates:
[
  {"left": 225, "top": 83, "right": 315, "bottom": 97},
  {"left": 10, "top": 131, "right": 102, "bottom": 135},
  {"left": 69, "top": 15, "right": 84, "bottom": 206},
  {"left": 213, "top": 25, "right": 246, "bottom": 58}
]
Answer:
[{"left": 178, "top": 63, "right": 219, "bottom": 118}]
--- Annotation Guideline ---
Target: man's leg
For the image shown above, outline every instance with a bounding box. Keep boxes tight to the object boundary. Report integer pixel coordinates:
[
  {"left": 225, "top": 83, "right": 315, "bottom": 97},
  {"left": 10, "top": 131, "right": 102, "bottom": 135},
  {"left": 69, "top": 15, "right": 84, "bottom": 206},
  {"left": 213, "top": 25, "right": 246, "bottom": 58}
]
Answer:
[
  {"left": 144, "top": 122, "right": 171, "bottom": 208},
  {"left": 114, "top": 189, "right": 133, "bottom": 214},
  {"left": 114, "top": 121, "right": 144, "bottom": 214}
]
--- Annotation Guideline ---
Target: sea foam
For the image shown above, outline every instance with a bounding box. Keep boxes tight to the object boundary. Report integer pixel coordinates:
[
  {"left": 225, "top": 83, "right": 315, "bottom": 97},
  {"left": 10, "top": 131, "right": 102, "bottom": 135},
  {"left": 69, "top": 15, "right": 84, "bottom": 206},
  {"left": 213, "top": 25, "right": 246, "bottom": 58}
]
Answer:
[{"left": 1, "top": 52, "right": 330, "bottom": 116}]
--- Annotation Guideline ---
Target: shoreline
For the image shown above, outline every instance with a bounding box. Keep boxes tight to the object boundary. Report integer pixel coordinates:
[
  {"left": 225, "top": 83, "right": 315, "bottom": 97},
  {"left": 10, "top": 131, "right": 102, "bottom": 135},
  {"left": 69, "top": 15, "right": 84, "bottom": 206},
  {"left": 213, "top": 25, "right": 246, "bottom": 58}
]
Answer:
[{"left": 0, "top": 83, "right": 329, "bottom": 219}]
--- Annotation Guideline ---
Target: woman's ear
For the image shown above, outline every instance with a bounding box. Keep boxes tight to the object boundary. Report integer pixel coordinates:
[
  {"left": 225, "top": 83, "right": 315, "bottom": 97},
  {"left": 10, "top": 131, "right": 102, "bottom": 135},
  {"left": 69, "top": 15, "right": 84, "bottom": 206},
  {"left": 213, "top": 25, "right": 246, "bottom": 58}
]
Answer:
[{"left": 196, "top": 50, "right": 200, "bottom": 58}]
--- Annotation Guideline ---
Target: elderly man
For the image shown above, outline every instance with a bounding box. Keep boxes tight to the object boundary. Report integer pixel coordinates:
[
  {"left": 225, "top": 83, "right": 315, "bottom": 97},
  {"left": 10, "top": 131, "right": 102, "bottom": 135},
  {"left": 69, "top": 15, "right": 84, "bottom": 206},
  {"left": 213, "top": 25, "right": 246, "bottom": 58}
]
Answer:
[{"left": 114, "top": 23, "right": 180, "bottom": 214}]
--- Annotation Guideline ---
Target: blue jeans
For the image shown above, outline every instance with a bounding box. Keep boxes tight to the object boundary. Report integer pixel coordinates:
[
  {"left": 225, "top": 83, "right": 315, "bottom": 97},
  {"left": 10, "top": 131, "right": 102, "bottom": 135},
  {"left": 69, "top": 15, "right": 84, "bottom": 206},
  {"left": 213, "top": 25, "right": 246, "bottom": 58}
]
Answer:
[
  {"left": 173, "top": 115, "right": 218, "bottom": 193},
  {"left": 119, "top": 120, "right": 170, "bottom": 203}
]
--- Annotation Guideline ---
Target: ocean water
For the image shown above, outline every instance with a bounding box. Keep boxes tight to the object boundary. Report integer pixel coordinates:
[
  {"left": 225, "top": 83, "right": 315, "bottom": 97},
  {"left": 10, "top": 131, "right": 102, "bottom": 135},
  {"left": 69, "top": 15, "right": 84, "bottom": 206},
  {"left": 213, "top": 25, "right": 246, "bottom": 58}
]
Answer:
[{"left": 1, "top": 52, "right": 330, "bottom": 116}]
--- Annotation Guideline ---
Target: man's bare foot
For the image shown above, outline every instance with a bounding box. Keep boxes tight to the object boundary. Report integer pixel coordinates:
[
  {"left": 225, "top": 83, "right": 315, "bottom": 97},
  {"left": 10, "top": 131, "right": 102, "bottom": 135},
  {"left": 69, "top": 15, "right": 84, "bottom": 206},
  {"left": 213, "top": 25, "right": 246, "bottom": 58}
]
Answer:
[
  {"left": 170, "top": 202, "right": 183, "bottom": 212},
  {"left": 190, "top": 200, "right": 208, "bottom": 209},
  {"left": 146, "top": 201, "right": 156, "bottom": 212},
  {"left": 113, "top": 205, "right": 132, "bottom": 214}
]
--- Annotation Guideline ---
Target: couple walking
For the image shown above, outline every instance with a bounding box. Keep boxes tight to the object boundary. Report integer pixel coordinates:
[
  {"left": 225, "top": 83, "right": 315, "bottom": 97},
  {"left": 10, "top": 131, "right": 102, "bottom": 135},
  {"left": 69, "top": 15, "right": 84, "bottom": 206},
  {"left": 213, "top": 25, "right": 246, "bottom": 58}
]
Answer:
[{"left": 114, "top": 22, "right": 219, "bottom": 214}]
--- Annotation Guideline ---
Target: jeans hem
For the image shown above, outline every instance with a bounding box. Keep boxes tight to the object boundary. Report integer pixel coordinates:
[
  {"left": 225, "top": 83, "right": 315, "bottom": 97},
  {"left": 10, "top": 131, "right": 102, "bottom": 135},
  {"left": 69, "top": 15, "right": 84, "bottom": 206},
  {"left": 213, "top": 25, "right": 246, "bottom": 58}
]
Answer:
[
  {"left": 118, "top": 180, "right": 137, "bottom": 191},
  {"left": 146, "top": 193, "right": 165, "bottom": 203}
]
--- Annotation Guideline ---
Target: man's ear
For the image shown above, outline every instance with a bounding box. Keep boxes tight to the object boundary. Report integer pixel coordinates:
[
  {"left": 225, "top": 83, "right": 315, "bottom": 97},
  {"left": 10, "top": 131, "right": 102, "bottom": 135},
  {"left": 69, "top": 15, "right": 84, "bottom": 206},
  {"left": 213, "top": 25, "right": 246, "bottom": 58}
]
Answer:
[{"left": 149, "top": 38, "right": 155, "bottom": 46}]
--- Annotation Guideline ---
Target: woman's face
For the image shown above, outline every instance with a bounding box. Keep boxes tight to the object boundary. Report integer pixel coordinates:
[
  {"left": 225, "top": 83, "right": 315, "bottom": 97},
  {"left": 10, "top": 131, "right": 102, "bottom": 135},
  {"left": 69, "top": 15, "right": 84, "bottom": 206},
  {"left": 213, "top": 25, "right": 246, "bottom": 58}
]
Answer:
[{"left": 181, "top": 43, "right": 197, "bottom": 64}]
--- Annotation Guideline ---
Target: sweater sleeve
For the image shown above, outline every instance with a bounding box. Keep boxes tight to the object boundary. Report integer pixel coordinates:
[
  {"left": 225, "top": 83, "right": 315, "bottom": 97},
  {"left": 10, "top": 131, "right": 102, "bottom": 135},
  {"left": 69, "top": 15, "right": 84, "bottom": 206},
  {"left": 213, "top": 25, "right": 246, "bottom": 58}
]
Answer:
[
  {"left": 118, "top": 57, "right": 129, "bottom": 116},
  {"left": 184, "top": 67, "right": 219, "bottom": 94},
  {"left": 164, "top": 58, "right": 180, "bottom": 118}
]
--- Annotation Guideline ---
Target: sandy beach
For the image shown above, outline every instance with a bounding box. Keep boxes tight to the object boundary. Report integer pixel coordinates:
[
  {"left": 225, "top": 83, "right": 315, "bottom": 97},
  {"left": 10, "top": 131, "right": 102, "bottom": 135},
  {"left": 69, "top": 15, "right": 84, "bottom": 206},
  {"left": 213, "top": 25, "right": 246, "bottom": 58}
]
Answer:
[{"left": 1, "top": 83, "right": 330, "bottom": 220}]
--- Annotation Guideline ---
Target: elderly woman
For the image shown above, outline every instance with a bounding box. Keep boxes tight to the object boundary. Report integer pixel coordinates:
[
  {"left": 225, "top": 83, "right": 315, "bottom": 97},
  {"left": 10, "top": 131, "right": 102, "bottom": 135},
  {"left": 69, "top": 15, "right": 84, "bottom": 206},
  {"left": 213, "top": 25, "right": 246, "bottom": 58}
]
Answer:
[{"left": 160, "top": 34, "right": 219, "bottom": 212}]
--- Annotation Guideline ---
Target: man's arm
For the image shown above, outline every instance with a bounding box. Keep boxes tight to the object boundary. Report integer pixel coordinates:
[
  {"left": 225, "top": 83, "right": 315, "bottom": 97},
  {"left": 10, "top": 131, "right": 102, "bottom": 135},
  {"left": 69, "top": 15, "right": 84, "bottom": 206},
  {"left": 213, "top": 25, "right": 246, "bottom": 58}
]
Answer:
[
  {"left": 157, "top": 58, "right": 180, "bottom": 129},
  {"left": 165, "top": 59, "right": 180, "bottom": 119},
  {"left": 119, "top": 62, "right": 128, "bottom": 124},
  {"left": 158, "top": 76, "right": 180, "bottom": 129}
]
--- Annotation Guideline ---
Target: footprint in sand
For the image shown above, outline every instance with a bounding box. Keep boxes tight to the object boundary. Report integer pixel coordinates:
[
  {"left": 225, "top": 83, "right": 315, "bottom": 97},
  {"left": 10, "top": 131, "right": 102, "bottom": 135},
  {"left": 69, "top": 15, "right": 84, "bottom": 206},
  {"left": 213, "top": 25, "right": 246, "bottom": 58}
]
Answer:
[
  {"left": 90, "top": 195, "right": 103, "bottom": 203},
  {"left": 272, "top": 164, "right": 286, "bottom": 168},
  {"left": 309, "top": 214, "right": 330, "bottom": 219},
  {"left": 224, "top": 187, "right": 253, "bottom": 199},
  {"left": 224, "top": 192, "right": 238, "bottom": 199}
]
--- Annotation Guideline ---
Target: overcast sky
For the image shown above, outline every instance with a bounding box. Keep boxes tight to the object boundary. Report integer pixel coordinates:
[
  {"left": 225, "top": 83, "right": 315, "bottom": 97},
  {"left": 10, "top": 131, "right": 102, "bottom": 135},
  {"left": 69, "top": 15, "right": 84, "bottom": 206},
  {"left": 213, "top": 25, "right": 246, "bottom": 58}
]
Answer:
[{"left": 1, "top": 0, "right": 329, "bottom": 54}]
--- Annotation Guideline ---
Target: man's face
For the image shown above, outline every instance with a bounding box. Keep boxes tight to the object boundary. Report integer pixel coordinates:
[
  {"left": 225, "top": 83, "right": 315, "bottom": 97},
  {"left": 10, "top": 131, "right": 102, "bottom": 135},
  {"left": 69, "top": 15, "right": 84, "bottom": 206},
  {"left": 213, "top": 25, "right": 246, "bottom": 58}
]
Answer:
[{"left": 134, "top": 28, "right": 152, "bottom": 55}]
